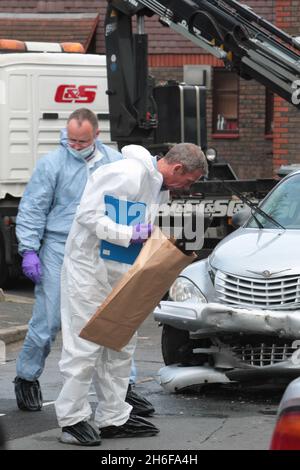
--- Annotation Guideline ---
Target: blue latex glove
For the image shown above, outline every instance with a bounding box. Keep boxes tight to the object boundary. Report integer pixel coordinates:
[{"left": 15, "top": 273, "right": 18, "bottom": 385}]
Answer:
[
  {"left": 22, "top": 251, "right": 42, "bottom": 284},
  {"left": 130, "top": 223, "right": 153, "bottom": 244}
]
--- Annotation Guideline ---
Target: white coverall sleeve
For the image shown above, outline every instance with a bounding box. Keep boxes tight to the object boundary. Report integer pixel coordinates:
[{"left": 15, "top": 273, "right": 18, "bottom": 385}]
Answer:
[
  {"left": 75, "top": 162, "right": 146, "bottom": 248},
  {"left": 16, "top": 156, "right": 58, "bottom": 254}
]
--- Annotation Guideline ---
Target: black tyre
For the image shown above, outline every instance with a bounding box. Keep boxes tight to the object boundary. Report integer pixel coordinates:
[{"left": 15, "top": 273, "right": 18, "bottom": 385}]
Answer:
[
  {"left": 0, "top": 233, "right": 8, "bottom": 287},
  {"left": 161, "top": 324, "right": 190, "bottom": 365}
]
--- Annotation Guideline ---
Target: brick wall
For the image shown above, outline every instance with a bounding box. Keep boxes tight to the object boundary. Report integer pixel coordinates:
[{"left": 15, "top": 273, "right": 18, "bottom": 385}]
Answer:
[
  {"left": 149, "top": 67, "right": 274, "bottom": 179},
  {"left": 149, "top": 67, "right": 183, "bottom": 84},
  {"left": 207, "top": 0, "right": 276, "bottom": 178},
  {"left": 152, "top": 65, "right": 274, "bottom": 179},
  {"left": 148, "top": 0, "right": 277, "bottom": 179},
  {"left": 208, "top": 79, "right": 273, "bottom": 179},
  {"left": 272, "top": 0, "right": 300, "bottom": 175},
  {"left": 148, "top": 0, "right": 300, "bottom": 179}
]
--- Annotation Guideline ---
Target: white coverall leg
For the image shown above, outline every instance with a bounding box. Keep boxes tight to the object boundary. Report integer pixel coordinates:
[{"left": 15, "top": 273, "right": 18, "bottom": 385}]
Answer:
[{"left": 55, "top": 259, "right": 136, "bottom": 428}]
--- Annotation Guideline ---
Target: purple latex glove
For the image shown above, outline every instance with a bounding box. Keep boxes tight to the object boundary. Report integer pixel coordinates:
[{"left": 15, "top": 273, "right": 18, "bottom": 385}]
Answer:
[
  {"left": 22, "top": 251, "right": 42, "bottom": 284},
  {"left": 130, "top": 223, "right": 153, "bottom": 244}
]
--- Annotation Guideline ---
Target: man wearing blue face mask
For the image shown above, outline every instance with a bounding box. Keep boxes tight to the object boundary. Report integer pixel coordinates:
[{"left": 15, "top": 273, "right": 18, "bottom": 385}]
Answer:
[
  {"left": 14, "top": 109, "right": 120, "bottom": 411},
  {"left": 14, "top": 108, "right": 153, "bottom": 416}
]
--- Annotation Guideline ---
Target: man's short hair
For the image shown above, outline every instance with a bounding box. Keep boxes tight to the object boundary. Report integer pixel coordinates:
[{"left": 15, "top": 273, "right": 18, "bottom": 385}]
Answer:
[
  {"left": 67, "top": 108, "right": 99, "bottom": 133},
  {"left": 164, "top": 143, "right": 208, "bottom": 175}
]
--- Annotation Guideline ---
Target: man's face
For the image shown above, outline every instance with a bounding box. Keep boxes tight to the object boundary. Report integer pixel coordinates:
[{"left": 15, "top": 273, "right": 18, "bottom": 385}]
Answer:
[
  {"left": 67, "top": 119, "right": 99, "bottom": 150},
  {"left": 163, "top": 164, "right": 203, "bottom": 190}
]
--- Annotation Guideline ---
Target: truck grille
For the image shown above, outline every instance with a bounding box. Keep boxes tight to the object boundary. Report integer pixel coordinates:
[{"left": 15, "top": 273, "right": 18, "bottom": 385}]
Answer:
[
  {"left": 215, "top": 271, "right": 300, "bottom": 309},
  {"left": 232, "top": 343, "right": 296, "bottom": 367}
]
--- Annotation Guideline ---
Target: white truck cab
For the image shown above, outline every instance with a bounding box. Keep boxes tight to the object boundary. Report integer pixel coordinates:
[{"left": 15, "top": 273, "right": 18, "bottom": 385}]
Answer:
[{"left": 0, "top": 41, "right": 112, "bottom": 284}]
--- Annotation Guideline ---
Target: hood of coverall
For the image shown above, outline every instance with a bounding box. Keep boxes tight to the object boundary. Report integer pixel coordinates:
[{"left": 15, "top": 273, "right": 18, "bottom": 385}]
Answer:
[{"left": 121, "top": 145, "right": 158, "bottom": 176}]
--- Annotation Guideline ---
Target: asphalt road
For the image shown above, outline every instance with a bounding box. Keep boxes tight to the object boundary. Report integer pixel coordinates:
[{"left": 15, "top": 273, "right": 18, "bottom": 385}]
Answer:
[{"left": 0, "top": 280, "right": 285, "bottom": 452}]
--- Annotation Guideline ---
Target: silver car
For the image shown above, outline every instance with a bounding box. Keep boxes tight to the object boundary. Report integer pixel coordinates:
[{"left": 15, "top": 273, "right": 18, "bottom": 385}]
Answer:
[{"left": 154, "top": 170, "right": 300, "bottom": 392}]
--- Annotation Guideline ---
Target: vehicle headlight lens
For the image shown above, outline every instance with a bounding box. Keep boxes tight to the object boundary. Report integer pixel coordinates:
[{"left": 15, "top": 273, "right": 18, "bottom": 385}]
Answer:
[
  {"left": 169, "top": 277, "right": 207, "bottom": 303},
  {"left": 206, "top": 147, "right": 217, "bottom": 162}
]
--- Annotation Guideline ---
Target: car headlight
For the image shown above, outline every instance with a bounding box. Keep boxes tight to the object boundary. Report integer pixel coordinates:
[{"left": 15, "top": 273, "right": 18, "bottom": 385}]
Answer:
[
  {"left": 206, "top": 147, "right": 217, "bottom": 162},
  {"left": 169, "top": 277, "right": 207, "bottom": 303}
]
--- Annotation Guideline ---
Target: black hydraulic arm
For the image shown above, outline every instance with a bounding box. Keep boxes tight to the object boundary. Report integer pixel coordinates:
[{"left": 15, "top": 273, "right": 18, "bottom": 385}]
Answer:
[
  {"left": 105, "top": 1, "right": 157, "bottom": 147},
  {"left": 106, "top": 0, "right": 300, "bottom": 109}
]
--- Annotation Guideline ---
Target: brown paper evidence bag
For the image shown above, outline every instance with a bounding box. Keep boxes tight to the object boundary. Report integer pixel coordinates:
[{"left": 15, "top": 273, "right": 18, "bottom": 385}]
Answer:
[{"left": 79, "top": 227, "right": 196, "bottom": 351}]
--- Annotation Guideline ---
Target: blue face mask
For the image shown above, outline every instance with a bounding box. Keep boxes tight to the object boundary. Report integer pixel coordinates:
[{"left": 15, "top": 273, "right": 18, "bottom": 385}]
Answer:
[{"left": 68, "top": 143, "right": 95, "bottom": 160}]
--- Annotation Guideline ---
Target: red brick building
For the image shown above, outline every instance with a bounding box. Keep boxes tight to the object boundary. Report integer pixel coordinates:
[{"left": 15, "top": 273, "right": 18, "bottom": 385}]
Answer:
[{"left": 0, "top": 0, "right": 299, "bottom": 179}]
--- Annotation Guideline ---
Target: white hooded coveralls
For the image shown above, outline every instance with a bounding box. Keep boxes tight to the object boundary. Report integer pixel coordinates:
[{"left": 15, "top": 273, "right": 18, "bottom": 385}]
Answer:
[{"left": 55, "top": 145, "right": 166, "bottom": 428}]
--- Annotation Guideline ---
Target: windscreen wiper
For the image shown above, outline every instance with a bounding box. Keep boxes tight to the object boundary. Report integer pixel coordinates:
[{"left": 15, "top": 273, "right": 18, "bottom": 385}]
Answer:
[
  {"left": 220, "top": 180, "right": 285, "bottom": 230},
  {"left": 247, "top": 208, "right": 264, "bottom": 229}
]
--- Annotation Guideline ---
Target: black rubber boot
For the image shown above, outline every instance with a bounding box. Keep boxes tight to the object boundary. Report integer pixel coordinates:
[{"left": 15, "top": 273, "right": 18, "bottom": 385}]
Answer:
[
  {"left": 14, "top": 376, "right": 43, "bottom": 411},
  {"left": 126, "top": 384, "right": 155, "bottom": 416},
  {"left": 100, "top": 414, "right": 159, "bottom": 438},
  {"left": 60, "top": 421, "right": 101, "bottom": 447}
]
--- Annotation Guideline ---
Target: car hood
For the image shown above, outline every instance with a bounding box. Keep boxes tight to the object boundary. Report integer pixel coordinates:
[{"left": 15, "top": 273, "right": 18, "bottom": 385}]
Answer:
[{"left": 210, "top": 228, "right": 300, "bottom": 277}]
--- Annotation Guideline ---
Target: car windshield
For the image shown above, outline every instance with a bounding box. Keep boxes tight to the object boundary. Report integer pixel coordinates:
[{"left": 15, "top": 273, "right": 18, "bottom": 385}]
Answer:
[{"left": 247, "top": 173, "right": 300, "bottom": 229}]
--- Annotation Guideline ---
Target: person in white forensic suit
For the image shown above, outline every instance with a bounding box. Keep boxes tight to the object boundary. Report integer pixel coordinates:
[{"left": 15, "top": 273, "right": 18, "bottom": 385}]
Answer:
[{"left": 55, "top": 143, "right": 208, "bottom": 446}]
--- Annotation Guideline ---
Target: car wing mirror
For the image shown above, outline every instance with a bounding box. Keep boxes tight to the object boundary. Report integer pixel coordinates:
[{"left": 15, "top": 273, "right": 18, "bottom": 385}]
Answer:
[{"left": 231, "top": 207, "right": 251, "bottom": 228}]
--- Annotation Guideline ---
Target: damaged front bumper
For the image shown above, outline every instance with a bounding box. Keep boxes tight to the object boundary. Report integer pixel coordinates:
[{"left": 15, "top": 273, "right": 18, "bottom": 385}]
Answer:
[
  {"left": 158, "top": 361, "right": 300, "bottom": 392},
  {"left": 154, "top": 301, "right": 300, "bottom": 339}
]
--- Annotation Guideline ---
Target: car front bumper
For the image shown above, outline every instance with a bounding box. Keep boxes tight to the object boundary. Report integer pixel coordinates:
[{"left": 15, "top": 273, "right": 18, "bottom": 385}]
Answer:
[
  {"left": 154, "top": 301, "right": 300, "bottom": 339},
  {"left": 158, "top": 362, "right": 300, "bottom": 392}
]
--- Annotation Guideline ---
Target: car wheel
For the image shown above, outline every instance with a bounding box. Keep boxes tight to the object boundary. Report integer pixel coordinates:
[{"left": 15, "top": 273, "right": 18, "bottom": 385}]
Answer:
[
  {"left": 0, "top": 233, "right": 8, "bottom": 287},
  {"left": 161, "top": 324, "right": 190, "bottom": 365}
]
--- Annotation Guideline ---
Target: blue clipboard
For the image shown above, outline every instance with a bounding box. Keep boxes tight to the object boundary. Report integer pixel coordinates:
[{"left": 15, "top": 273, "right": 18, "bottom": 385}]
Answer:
[{"left": 100, "top": 195, "right": 146, "bottom": 265}]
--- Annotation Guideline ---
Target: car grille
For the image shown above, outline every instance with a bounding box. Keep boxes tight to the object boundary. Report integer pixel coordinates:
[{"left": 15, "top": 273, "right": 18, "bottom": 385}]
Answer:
[
  {"left": 215, "top": 271, "right": 300, "bottom": 309},
  {"left": 232, "top": 343, "right": 296, "bottom": 367}
]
